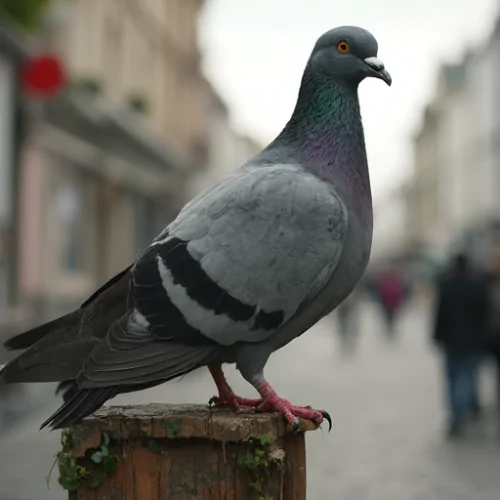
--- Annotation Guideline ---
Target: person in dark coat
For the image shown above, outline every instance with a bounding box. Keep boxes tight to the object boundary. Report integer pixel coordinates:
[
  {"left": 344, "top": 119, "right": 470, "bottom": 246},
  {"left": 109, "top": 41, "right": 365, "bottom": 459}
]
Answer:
[
  {"left": 433, "top": 253, "right": 488, "bottom": 438},
  {"left": 485, "top": 251, "right": 500, "bottom": 415}
]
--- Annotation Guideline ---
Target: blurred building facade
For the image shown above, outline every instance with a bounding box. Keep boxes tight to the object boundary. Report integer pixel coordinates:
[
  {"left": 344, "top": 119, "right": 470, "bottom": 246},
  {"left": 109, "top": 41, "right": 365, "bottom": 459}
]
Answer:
[
  {"left": 8, "top": 0, "right": 214, "bottom": 323},
  {"left": 411, "top": 19, "right": 500, "bottom": 269},
  {"left": 371, "top": 182, "right": 417, "bottom": 266},
  {"left": 188, "top": 85, "right": 263, "bottom": 196},
  {"left": 0, "top": 23, "right": 28, "bottom": 332},
  {"left": 0, "top": 0, "right": 265, "bottom": 333}
]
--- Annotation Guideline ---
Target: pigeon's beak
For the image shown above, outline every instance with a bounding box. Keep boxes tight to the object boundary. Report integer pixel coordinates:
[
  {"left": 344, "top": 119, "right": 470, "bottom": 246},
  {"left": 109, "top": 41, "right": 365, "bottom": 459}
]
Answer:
[{"left": 364, "top": 57, "right": 392, "bottom": 86}]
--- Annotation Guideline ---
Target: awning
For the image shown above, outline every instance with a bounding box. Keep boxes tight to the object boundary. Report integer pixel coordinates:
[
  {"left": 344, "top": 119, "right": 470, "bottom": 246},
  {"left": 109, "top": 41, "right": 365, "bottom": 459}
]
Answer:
[
  {"left": 43, "top": 92, "right": 190, "bottom": 173},
  {"left": 37, "top": 93, "right": 188, "bottom": 198}
]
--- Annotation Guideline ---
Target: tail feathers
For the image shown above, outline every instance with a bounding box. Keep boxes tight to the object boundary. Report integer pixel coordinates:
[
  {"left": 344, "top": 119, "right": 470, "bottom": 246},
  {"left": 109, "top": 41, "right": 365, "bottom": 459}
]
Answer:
[
  {"left": 3, "top": 312, "right": 79, "bottom": 350},
  {"left": 41, "top": 387, "right": 116, "bottom": 430},
  {"left": 4, "top": 266, "right": 132, "bottom": 352},
  {"left": 0, "top": 340, "right": 98, "bottom": 384},
  {"left": 55, "top": 379, "right": 166, "bottom": 403},
  {"left": 56, "top": 381, "right": 78, "bottom": 403}
]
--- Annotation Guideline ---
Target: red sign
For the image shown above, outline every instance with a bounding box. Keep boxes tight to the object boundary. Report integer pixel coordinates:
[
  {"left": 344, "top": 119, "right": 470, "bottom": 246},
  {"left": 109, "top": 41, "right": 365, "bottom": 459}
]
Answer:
[{"left": 21, "top": 54, "right": 67, "bottom": 98}]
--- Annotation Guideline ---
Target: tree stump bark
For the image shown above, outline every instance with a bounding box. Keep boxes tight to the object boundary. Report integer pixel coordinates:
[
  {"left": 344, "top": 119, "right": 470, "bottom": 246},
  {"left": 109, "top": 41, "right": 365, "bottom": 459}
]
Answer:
[{"left": 59, "top": 404, "right": 319, "bottom": 500}]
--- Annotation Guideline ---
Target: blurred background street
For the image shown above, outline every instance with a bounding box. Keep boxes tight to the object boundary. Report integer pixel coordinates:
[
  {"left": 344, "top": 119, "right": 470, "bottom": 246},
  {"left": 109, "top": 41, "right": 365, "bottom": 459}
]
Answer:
[
  {"left": 2, "top": 297, "right": 500, "bottom": 499},
  {"left": 2, "top": 0, "right": 500, "bottom": 498}
]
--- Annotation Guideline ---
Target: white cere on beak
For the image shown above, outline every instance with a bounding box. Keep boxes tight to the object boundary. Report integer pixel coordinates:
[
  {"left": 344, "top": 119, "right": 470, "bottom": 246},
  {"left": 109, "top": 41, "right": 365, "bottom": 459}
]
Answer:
[{"left": 364, "top": 57, "right": 385, "bottom": 71}]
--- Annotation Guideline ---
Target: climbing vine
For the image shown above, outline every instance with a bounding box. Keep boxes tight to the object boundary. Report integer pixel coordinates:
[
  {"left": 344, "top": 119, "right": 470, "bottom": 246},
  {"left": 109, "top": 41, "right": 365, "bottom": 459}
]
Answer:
[
  {"left": 146, "top": 419, "right": 182, "bottom": 454},
  {"left": 47, "top": 427, "right": 119, "bottom": 492},
  {"left": 236, "top": 434, "right": 287, "bottom": 500}
]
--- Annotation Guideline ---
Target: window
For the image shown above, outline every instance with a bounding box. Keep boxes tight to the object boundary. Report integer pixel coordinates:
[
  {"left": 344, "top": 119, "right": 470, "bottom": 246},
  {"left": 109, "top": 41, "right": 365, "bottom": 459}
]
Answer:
[
  {"left": 55, "top": 171, "right": 85, "bottom": 271},
  {"left": 105, "top": 16, "right": 123, "bottom": 96},
  {"left": 137, "top": 35, "right": 152, "bottom": 90}
]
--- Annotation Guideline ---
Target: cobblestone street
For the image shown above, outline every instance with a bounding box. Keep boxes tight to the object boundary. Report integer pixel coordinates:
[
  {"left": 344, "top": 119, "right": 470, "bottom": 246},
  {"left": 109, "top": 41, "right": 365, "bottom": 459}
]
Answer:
[{"left": 1, "top": 299, "right": 500, "bottom": 499}]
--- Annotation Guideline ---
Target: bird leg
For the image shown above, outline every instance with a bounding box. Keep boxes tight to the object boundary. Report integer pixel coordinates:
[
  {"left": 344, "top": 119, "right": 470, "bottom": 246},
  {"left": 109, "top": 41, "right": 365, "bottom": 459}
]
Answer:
[
  {"left": 208, "top": 364, "right": 262, "bottom": 410},
  {"left": 254, "top": 379, "right": 332, "bottom": 432},
  {"left": 208, "top": 365, "right": 331, "bottom": 431}
]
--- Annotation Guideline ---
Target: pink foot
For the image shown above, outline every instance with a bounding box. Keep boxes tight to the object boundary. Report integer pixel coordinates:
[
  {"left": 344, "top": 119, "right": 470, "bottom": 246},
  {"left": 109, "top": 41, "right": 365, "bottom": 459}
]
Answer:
[
  {"left": 207, "top": 365, "right": 332, "bottom": 431},
  {"left": 256, "top": 381, "right": 332, "bottom": 431}
]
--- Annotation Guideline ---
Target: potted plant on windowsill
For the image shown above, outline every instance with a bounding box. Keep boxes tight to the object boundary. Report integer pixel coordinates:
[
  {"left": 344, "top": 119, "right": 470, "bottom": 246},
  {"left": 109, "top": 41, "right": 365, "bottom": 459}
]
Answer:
[
  {"left": 70, "top": 77, "right": 102, "bottom": 97},
  {"left": 126, "top": 93, "right": 149, "bottom": 115}
]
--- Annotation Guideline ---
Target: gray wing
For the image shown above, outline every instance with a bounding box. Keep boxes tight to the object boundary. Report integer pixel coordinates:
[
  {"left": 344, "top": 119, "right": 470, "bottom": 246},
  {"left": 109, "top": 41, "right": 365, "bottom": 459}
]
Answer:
[{"left": 131, "top": 163, "right": 348, "bottom": 346}]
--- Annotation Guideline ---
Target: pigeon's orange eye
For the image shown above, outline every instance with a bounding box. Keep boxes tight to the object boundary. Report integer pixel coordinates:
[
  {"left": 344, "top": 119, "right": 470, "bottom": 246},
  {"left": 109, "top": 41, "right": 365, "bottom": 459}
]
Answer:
[{"left": 337, "top": 41, "right": 350, "bottom": 53}]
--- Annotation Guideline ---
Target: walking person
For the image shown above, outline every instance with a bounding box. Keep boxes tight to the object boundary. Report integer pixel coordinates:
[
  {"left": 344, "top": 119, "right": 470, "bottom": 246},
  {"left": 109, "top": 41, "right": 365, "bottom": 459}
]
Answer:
[
  {"left": 432, "top": 253, "right": 489, "bottom": 438},
  {"left": 485, "top": 251, "right": 500, "bottom": 419},
  {"left": 336, "top": 287, "right": 360, "bottom": 352},
  {"left": 375, "top": 267, "right": 406, "bottom": 337}
]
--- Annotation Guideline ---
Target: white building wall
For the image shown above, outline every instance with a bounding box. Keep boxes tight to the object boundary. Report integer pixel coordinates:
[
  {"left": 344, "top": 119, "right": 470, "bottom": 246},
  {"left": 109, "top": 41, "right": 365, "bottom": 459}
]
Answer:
[
  {"left": 188, "top": 96, "right": 262, "bottom": 197},
  {"left": 435, "top": 92, "right": 453, "bottom": 242},
  {"left": 454, "top": 83, "right": 473, "bottom": 232},
  {"left": 414, "top": 29, "right": 500, "bottom": 259},
  {"left": 188, "top": 105, "right": 236, "bottom": 196},
  {"left": 440, "top": 89, "right": 470, "bottom": 238},
  {"left": 469, "top": 52, "right": 494, "bottom": 224},
  {"left": 371, "top": 187, "right": 411, "bottom": 263}
]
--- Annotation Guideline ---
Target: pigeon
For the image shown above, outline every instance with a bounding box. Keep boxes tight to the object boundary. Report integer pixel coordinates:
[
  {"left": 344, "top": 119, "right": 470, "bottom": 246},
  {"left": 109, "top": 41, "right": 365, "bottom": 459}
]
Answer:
[{"left": 0, "top": 26, "right": 391, "bottom": 431}]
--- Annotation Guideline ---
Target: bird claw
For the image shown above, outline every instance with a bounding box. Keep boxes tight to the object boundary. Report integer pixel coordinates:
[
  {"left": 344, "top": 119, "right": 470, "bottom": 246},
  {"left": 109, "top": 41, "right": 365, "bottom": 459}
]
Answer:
[
  {"left": 293, "top": 408, "right": 332, "bottom": 432},
  {"left": 319, "top": 411, "right": 332, "bottom": 432},
  {"left": 256, "top": 395, "right": 331, "bottom": 432},
  {"left": 208, "top": 394, "right": 263, "bottom": 411},
  {"left": 291, "top": 417, "right": 301, "bottom": 433},
  {"left": 208, "top": 395, "right": 238, "bottom": 409}
]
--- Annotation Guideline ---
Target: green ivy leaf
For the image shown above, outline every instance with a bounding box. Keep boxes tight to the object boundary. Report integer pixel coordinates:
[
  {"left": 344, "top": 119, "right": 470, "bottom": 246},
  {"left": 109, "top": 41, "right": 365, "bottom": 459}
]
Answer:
[
  {"left": 256, "top": 435, "right": 271, "bottom": 447},
  {"left": 147, "top": 439, "right": 162, "bottom": 454},
  {"left": 89, "top": 475, "right": 105, "bottom": 489},
  {"left": 103, "top": 455, "right": 119, "bottom": 475},
  {"left": 58, "top": 475, "right": 80, "bottom": 492},
  {"left": 91, "top": 451, "right": 103, "bottom": 464},
  {"left": 103, "top": 433, "right": 110, "bottom": 447},
  {"left": 164, "top": 419, "right": 182, "bottom": 439}
]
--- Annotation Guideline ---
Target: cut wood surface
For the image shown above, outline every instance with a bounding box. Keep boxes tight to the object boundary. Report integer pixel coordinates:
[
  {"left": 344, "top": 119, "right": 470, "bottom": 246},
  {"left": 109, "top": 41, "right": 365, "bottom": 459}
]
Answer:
[{"left": 64, "top": 404, "right": 318, "bottom": 500}]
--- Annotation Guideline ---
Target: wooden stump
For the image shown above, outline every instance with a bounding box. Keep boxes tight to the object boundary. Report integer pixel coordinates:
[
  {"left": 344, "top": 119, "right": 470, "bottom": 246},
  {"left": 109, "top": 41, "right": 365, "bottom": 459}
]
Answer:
[{"left": 59, "top": 404, "right": 319, "bottom": 500}]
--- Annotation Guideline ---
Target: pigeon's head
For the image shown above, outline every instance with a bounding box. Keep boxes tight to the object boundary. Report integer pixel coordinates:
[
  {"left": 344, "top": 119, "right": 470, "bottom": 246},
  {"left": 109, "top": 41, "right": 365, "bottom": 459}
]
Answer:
[{"left": 310, "top": 26, "right": 392, "bottom": 86}]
